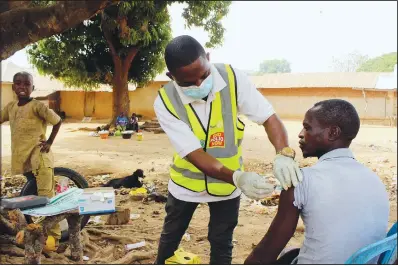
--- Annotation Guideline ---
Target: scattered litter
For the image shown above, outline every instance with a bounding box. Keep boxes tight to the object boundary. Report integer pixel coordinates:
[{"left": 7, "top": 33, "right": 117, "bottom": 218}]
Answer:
[
  {"left": 56, "top": 177, "right": 69, "bottom": 194},
  {"left": 82, "top": 117, "right": 92, "bottom": 123},
  {"left": 90, "top": 174, "right": 111, "bottom": 187},
  {"left": 183, "top": 233, "right": 191, "bottom": 242},
  {"left": 165, "top": 248, "right": 200, "bottom": 264},
  {"left": 144, "top": 183, "right": 156, "bottom": 194},
  {"left": 255, "top": 208, "right": 269, "bottom": 215},
  {"left": 88, "top": 216, "right": 103, "bottom": 225},
  {"left": 88, "top": 132, "right": 99, "bottom": 137},
  {"left": 120, "top": 188, "right": 130, "bottom": 195},
  {"left": 260, "top": 194, "right": 280, "bottom": 206},
  {"left": 130, "top": 214, "right": 140, "bottom": 220},
  {"left": 83, "top": 256, "right": 90, "bottom": 261},
  {"left": 148, "top": 192, "right": 168, "bottom": 203},
  {"left": 125, "top": 241, "right": 146, "bottom": 251},
  {"left": 249, "top": 201, "right": 276, "bottom": 215}
]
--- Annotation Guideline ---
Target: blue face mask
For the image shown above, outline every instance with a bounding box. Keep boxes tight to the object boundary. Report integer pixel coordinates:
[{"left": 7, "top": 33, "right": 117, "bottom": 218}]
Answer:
[{"left": 179, "top": 74, "right": 213, "bottom": 100}]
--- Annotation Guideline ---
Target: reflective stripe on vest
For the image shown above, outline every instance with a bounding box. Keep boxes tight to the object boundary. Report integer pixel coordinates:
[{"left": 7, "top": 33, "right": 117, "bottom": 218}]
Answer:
[{"left": 158, "top": 64, "right": 245, "bottom": 196}]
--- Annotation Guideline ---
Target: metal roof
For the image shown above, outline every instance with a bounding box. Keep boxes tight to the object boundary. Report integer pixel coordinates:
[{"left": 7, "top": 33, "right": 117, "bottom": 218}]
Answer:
[
  {"left": 250, "top": 72, "right": 389, "bottom": 90},
  {"left": 2, "top": 61, "right": 396, "bottom": 92}
]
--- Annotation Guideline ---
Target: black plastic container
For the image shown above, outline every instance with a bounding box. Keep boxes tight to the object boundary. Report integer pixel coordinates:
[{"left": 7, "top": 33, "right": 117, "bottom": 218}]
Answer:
[
  {"left": 1, "top": 195, "right": 49, "bottom": 210},
  {"left": 122, "top": 132, "right": 133, "bottom": 139}
]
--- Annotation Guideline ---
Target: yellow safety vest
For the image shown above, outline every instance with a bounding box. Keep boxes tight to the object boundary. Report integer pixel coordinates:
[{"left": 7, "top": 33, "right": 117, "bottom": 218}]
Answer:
[{"left": 158, "top": 64, "right": 245, "bottom": 197}]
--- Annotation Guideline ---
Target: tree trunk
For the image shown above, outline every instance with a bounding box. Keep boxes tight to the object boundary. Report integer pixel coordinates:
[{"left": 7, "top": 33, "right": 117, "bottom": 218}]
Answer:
[
  {"left": 110, "top": 75, "right": 130, "bottom": 125},
  {"left": 0, "top": 0, "right": 120, "bottom": 60},
  {"left": 101, "top": 14, "right": 138, "bottom": 126},
  {"left": 111, "top": 68, "right": 130, "bottom": 126},
  {"left": 107, "top": 50, "right": 138, "bottom": 126}
]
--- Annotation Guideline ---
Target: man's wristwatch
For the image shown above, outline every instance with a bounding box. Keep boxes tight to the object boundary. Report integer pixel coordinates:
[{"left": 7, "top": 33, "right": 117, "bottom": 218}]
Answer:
[{"left": 277, "top": 147, "right": 296, "bottom": 159}]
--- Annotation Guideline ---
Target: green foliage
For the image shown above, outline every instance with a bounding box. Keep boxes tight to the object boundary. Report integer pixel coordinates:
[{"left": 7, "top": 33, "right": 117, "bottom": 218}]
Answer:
[
  {"left": 27, "top": 0, "right": 232, "bottom": 89},
  {"left": 258, "top": 59, "right": 291, "bottom": 74},
  {"left": 178, "top": 1, "right": 230, "bottom": 48},
  {"left": 357, "top": 52, "right": 397, "bottom": 72},
  {"left": 30, "top": 0, "right": 56, "bottom": 7}
]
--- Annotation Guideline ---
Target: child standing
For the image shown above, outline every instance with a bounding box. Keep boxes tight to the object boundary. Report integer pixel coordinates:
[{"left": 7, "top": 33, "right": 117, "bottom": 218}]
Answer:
[{"left": 0, "top": 71, "right": 62, "bottom": 250}]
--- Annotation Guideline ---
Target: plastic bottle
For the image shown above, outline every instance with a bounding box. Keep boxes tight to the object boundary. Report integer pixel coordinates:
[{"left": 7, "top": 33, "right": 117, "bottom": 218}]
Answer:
[{"left": 125, "top": 241, "right": 146, "bottom": 251}]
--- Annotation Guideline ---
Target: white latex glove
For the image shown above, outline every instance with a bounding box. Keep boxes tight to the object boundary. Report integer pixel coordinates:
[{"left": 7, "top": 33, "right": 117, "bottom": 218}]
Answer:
[
  {"left": 232, "top": 171, "right": 275, "bottom": 200},
  {"left": 273, "top": 154, "right": 303, "bottom": 190}
]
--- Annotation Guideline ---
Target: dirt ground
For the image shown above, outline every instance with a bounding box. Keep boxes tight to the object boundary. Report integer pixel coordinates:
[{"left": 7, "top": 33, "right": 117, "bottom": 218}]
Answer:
[{"left": 1, "top": 118, "right": 397, "bottom": 264}]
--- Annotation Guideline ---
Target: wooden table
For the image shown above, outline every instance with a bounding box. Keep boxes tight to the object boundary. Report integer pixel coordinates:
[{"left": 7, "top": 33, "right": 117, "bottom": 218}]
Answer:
[
  {"left": 23, "top": 210, "right": 83, "bottom": 264},
  {"left": 1, "top": 206, "right": 123, "bottom": 264}
]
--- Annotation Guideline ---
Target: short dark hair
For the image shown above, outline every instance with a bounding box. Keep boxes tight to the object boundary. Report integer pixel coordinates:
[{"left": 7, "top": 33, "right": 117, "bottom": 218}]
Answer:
[
  {"left": 164, "top": 35, "right": 206, "bottom": 73},
  {"left": 13, "top": 71, "right": 33, "bottom": 83},
  {"left": 311, "top": 99, "right": 360, "bottom": 140}
]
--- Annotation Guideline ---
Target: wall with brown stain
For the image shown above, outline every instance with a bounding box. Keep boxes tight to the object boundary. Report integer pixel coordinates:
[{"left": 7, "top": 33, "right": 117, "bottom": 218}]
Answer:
[
  {"left": 59, "top": 81, "right": 167, "bottom": 120},
  {"left": 58, "top": 85, "right": 397, "bottom": 126}
]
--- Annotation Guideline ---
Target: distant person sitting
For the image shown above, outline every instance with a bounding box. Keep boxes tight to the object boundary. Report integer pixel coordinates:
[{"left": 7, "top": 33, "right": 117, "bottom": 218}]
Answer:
[
  {"left": 129, "top": 113, "right": 139, "bottom": 131},
  {"left": 116, "top": 112, "right": 129, "bottom": 130},
  {"left": 245, "top": 99, "right": 390, "bottom": 264}
]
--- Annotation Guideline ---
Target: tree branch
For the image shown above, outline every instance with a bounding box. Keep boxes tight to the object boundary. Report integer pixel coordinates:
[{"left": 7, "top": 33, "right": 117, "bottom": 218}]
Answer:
[
  {"left": 101, "top": 16, "right": 118, "bottom": 59},
  {"left": 0, "top": 1, "right": 31, "bottom": 13},
  {"left": 101, "top": 12, "right": 122, "bottom": 70},
  {"left": 0, "top": 0, "right": 120, "bottom": 60},
  {"left": 123, "top": 47, "right": 138, "bottom": 74}
]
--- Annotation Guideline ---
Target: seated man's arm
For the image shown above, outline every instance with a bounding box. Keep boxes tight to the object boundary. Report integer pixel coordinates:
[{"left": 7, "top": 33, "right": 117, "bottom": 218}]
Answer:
[{"left": 245, "top": 188, "right": 300, "bottom": 264}]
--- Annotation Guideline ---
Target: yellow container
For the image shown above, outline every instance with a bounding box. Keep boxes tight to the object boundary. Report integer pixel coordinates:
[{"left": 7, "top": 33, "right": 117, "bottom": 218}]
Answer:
[
  {"left": 44, "top": 236, "right": 57, "bottom": 252},
  {"left": 99, "top": 130, "right": 109, "bottom": 139},
  {"left": 129, "top": 187, "right": 148, "bottom": 201},
  {"left": 129, "top": 187, "right": 148, "bottom": 196},
  {"left": 136, "top": 132, "right": 143, "bottom": 141},
  {"left": 165, "top": 248, "right": 201, "bottom": 264}
]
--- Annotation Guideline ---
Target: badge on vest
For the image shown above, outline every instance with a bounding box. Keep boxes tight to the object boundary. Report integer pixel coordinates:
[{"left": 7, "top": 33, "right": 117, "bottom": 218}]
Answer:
[{"left": 209, "top": 132, "right": 225, "bottom": 148}]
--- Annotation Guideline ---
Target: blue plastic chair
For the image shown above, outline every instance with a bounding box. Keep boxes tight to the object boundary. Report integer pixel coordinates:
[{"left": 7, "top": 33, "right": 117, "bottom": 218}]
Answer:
[
  {"left": 386, "top": 222, "right": 398, "bottom": 237},
  {"left": 378, "top": 222, "right": 398, "bottom": 263},
  {"left": 345, "top": 222, "right": 398, "bottom": 264}
]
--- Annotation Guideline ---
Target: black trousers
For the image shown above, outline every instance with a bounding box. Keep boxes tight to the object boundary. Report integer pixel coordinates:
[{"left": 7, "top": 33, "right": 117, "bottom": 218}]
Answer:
[
  {"left": 155, "top": 193, "right": 240, "bottom": 264},
  {"left": 126, "top": 123, "right": 138, "bottom": 131}
]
